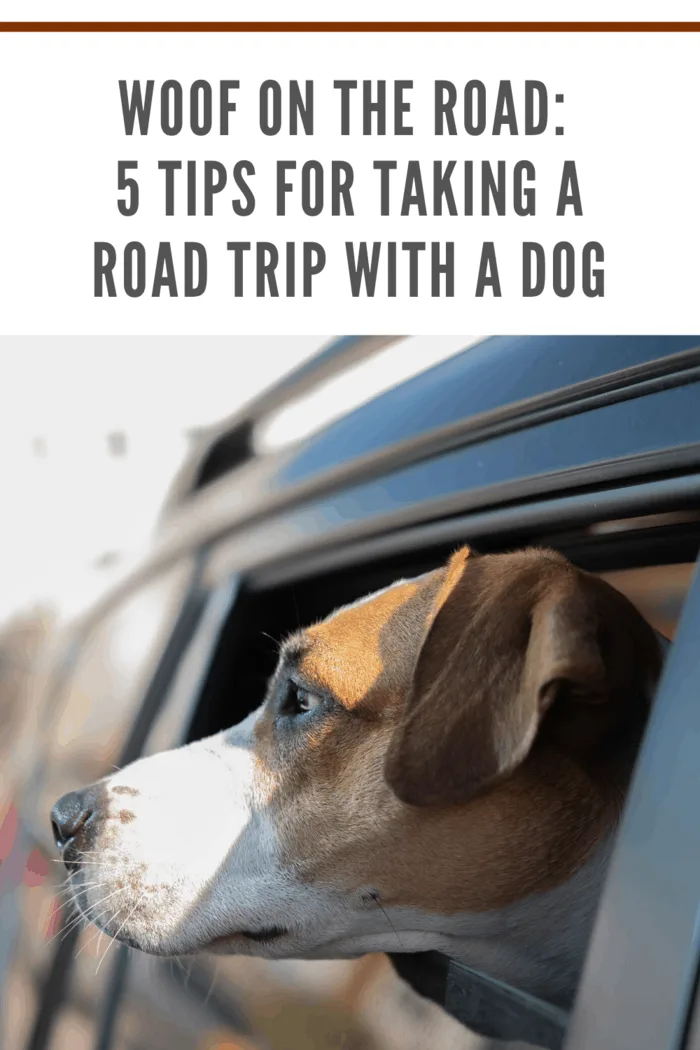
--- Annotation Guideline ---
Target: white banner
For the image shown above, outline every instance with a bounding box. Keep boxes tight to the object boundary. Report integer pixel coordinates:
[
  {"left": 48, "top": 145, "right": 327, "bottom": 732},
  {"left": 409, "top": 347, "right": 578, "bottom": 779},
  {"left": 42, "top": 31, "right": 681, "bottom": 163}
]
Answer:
[{"left": 0, "top": 25, "right": 698, "bottom": 333}]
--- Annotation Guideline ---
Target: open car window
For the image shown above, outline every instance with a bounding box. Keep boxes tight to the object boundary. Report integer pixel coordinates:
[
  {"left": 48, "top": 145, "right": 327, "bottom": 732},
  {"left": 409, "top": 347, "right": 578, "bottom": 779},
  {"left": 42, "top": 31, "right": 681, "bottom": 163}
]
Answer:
[{"left": 98, "top": 503, "right": 700, "bottom": 1050}]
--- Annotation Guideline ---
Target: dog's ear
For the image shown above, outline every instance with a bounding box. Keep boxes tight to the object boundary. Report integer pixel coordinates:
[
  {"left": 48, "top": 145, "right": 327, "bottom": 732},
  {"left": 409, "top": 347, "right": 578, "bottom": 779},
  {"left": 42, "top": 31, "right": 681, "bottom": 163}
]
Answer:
[{"left": 384, "top": 548, "right": 658, "bottom": 807}]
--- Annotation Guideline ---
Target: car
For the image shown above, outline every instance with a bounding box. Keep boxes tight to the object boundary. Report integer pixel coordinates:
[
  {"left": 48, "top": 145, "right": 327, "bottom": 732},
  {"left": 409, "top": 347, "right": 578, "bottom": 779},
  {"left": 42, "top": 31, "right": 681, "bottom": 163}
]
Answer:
[{"left": 2, "top": 333, "right": 700, "bottom": 1050}]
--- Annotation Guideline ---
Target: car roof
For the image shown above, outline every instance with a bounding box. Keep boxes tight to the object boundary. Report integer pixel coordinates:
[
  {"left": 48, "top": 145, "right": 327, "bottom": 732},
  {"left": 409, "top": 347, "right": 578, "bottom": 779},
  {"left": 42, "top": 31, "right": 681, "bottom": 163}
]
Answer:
[
  {"left": 76, "top": 334, "right": 700, "bottom": 631},
  {"left": 167, "top": 334, "right": 700, "bottom": 506}
]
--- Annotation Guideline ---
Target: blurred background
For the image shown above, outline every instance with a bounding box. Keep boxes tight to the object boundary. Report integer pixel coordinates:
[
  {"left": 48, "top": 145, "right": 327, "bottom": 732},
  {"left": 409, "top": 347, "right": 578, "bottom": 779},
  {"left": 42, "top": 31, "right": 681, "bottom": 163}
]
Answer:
[{"left": 0, "top": 337, "right": 335, "bottom": 627}]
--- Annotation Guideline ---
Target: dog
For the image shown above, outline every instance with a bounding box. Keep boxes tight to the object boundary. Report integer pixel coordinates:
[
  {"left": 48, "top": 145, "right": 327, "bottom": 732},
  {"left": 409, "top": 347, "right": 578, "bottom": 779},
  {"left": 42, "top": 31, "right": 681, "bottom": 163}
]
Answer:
[{"left": 50, "top": 546, "right": 664, "bottom": 1012}]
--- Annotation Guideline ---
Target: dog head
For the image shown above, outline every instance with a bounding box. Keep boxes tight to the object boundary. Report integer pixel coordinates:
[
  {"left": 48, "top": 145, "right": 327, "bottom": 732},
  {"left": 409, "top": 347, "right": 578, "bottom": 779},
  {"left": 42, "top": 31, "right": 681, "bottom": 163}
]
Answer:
[{"left": 51, "top": 547, "right": 662, "bottom": 962}]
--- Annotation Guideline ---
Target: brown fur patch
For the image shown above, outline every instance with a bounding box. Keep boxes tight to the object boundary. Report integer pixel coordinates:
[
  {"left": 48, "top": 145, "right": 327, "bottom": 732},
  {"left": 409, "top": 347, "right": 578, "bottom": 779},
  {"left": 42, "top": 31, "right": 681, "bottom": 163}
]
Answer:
[
  {"left": 112, "top": 786, "right": 139, "bottom": 797},
  {"left": 298, "top": 569, "right": 451, "bottom": 715}
]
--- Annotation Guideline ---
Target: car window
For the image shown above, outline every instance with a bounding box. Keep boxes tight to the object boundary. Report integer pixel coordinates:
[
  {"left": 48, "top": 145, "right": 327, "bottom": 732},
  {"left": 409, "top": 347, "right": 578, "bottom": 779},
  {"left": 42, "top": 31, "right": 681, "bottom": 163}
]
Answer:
[
  {"left": 100, "top": 515, "right": 699, "bottom": 1050},
  {"left": 598, "top": 563, "right": 693, "bottom": 639}
]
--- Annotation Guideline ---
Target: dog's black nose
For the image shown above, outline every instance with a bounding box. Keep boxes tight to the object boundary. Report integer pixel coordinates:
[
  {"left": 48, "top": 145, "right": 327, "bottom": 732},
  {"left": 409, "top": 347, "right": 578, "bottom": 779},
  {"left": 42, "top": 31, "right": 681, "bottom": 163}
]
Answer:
[{"left": 50, "top": 789, "right": 97, "bottom": 850}]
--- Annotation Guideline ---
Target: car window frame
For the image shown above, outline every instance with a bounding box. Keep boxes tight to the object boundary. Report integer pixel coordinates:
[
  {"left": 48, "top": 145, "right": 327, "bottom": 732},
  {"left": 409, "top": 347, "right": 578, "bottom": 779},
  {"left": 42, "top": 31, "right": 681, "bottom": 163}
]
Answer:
[
  {"left": 30, "top": 477, "right": 700, "bottom": 1050},
  {"left": 564, "top": 557, "right": 700, "bottom": 1050}
]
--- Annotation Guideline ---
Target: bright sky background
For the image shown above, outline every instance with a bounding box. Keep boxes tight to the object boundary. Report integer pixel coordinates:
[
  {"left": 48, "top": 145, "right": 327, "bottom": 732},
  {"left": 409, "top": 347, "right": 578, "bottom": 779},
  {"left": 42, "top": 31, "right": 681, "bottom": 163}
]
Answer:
[
  {"left": 0, "top": 336, "right": 331, "bottom": 625},
  {"left": 0, "top": 334, "right": 481, "bottom": 627}
]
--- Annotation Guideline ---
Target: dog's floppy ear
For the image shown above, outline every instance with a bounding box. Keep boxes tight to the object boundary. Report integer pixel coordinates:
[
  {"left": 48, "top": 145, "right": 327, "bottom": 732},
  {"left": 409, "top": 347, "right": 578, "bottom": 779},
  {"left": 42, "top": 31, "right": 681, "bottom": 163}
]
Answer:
[{"left": 384, "top": 548, "right": 656, "bottom": 808}]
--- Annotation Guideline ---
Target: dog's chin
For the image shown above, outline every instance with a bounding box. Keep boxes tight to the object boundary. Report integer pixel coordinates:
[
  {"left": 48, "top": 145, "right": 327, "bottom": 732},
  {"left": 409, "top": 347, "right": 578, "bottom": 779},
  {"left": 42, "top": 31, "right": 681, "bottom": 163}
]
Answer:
[
  {"left": 119, "top": 929, "right": 299, "bottom": 960},
  {"left": 68, "top": 883, "right": 295, "bottom": 959}
]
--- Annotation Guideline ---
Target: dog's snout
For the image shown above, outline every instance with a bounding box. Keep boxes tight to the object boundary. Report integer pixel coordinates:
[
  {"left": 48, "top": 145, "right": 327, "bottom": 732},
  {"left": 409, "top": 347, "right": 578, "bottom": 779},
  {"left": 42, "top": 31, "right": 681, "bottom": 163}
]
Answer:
[{"left": 50, "top": 787, "right": 100, "bottom": 854}]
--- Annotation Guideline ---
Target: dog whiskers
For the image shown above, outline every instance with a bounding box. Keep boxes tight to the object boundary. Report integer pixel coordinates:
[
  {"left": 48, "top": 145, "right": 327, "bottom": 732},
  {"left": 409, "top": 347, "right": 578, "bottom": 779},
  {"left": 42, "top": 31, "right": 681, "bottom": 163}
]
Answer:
[
  {"left": 90, "top": 900, "right": 131, "bottom": 968},
  {"left": 53, "top": 881, "right": 108, "bottom": 908},
  {"left": 51, "top": 859, "right": 120, "bottom": 868},
  {"left": 50, "top": 886, "right": 129, "bottom": 947},
  {"left": 72, "top": 848, "right": 126, "bottom": 856},
  {"left": 172, "top": 955, "right": 189, "bottom": 978},
  {"left": 47, "top": 908, "right": 87, "bottom": 945},
  {"left": 203, "top": 962, "right": 219, "bottom": 1007},
  {"left": 95, "top": 890, "right": 148, "bottom": 975},
  {"left": 74, "top": 895, "right": 129, "bottom": 960},
  {"left": 74, "top": 923, "right": 105, "bottom": 960},
  {"left": 368, "top": 890, "right": 405, "bottom": 950}
]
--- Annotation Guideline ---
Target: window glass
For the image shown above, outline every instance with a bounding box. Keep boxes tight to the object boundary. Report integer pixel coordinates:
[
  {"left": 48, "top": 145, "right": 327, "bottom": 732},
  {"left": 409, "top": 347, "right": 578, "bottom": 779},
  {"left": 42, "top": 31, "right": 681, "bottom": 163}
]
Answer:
[{"left": 599, "top": 563, "right": 693, "bottom": 639}]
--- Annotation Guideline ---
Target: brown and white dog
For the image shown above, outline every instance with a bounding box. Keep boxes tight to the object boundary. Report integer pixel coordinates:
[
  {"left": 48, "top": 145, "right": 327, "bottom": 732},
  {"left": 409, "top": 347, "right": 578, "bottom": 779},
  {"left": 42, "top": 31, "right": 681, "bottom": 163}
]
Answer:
[{"left": 51, "top": 547, "right": 664, "bottom": 1010}]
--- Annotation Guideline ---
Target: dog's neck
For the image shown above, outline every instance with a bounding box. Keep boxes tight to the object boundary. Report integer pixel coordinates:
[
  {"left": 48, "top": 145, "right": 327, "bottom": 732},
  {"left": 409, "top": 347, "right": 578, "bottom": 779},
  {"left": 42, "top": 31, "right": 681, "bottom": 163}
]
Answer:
[{"left": 420, "top": 834, "right": 613, "bottom": 1009}]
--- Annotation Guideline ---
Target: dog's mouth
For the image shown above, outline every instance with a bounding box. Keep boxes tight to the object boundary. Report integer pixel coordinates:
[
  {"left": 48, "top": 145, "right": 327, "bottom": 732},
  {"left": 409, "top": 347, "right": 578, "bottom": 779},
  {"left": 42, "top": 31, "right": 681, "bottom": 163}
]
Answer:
[
  {"left": 242, "top": 925, "right": 287, "bottom": 942},
  {"left": 210, "top": 925, "right": 288, "bottom": 946}
]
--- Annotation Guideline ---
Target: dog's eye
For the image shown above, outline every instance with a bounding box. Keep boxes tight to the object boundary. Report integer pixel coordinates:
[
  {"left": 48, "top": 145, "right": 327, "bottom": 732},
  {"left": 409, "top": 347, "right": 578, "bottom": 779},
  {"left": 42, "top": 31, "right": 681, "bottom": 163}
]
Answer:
[
  {"left": 281, "top": 681, "right": 323, "bottom": 717},
  {"left": 295, "top": 687, "right": 321, "bottom": 714}
]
